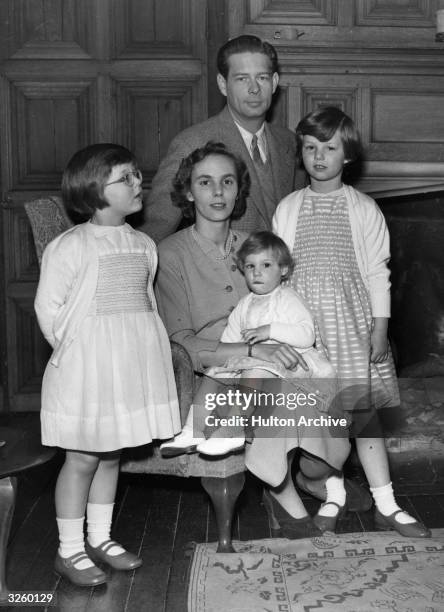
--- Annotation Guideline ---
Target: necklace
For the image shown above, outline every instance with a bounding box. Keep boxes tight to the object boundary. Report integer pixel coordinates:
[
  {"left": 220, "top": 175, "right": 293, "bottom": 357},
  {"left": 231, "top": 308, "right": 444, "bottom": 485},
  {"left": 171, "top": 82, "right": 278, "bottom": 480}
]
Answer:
[{"left": 191, "top": 225, "right": 234, "bottom": 260}]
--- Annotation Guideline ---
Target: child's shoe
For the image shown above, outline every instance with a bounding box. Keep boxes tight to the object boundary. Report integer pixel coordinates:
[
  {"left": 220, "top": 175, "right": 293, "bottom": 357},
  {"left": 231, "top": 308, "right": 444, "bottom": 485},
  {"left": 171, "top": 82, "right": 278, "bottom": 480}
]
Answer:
[
  {"left": 54, "top": 551, "right": 107, "bottom": 586},
  {"left": 160, "top": 428, "right": 204, "bottom": 458},
  {"left": 85, "top": 539, "right": 142, "bottom": 570},
  {"left": 196, "top": 436, "right": 245, "bottom": 456}
]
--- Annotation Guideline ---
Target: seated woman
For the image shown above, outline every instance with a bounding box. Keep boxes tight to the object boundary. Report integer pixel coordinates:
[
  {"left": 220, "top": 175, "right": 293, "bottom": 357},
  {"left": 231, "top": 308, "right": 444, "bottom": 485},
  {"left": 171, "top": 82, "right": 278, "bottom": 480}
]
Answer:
[{"left": 155, "top": 141, "right": 350, "bottom": 538}]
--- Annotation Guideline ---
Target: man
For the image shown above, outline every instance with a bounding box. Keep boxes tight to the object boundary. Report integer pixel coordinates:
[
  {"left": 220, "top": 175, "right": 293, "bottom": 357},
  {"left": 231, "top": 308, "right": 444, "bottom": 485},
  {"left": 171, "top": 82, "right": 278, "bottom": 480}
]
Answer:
[{"left": 141, "top": 35, "right": 301, "bottom": 242}]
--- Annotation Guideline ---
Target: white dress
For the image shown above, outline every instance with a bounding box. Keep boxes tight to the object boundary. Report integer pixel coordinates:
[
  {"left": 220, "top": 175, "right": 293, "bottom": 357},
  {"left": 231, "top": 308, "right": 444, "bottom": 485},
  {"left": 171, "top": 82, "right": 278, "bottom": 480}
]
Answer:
[{"left": 41, "top": 224, "right": 180, "bottom": 451}]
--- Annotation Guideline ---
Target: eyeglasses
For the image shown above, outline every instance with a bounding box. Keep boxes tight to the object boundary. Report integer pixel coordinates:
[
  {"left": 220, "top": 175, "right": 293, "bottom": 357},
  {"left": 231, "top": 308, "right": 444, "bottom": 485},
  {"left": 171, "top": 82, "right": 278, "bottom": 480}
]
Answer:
[{"left": 106, "top": 169, "right": 142, "bottom": 187}]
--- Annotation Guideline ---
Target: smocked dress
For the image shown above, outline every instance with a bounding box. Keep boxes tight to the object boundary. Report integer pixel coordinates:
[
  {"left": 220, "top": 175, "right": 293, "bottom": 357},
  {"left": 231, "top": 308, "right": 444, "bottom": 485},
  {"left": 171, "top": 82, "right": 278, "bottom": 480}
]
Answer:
[
  {"left": 289, "top": 187, "right": 399, "bottom": 417},
  {"left": 38, "top": 223, "right": 180, "bottom": 452}
]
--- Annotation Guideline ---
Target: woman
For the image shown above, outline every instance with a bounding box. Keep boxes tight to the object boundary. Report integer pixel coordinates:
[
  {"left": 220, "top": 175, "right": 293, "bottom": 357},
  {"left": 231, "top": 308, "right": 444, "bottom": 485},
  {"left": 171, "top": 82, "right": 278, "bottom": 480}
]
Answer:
[{"left": 155, "top": 141, "right": 347, "bottom": 538}]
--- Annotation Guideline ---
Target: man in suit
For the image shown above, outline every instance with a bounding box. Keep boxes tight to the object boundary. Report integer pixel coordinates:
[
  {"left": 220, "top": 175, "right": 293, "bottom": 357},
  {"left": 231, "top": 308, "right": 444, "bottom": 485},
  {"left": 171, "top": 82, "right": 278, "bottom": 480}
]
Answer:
[{"left": 141, "top": 35, "right": 301, "bottom": 242}]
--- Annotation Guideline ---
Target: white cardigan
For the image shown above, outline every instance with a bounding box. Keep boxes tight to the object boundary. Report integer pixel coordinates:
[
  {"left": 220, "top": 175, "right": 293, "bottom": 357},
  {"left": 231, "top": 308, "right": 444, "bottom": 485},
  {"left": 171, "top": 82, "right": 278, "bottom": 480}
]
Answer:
[{"left": 272, "top": 184, "right": 391, "bottom": 318}]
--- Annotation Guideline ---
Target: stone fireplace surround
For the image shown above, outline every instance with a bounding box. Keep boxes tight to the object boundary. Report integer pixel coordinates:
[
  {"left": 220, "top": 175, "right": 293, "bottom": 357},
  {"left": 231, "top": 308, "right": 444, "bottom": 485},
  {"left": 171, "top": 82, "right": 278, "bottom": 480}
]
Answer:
[{"left": 373, "top": 190, "right": 444, "bottom": 491}]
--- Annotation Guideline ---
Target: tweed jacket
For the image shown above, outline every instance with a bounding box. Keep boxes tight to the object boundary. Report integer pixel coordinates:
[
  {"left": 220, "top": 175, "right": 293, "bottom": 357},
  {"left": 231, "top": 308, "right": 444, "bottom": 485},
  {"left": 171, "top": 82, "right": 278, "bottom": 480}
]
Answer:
[{"left": 143, "top": 106, "right": 299, "bottom": 242}]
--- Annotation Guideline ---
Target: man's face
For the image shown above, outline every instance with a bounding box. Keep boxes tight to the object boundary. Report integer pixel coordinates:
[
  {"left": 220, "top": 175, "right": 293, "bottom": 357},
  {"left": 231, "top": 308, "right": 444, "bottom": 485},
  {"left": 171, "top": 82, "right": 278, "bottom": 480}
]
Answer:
[{"left": 217, "top": 52, "right": 279, "bottom": 129}]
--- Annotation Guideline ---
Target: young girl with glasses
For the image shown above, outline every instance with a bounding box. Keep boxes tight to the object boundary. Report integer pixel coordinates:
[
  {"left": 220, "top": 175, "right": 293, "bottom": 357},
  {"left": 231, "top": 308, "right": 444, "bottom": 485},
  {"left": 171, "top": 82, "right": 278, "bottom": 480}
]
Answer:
[{"left": 35, "top": 143, "right": 180, "bottom": 587}]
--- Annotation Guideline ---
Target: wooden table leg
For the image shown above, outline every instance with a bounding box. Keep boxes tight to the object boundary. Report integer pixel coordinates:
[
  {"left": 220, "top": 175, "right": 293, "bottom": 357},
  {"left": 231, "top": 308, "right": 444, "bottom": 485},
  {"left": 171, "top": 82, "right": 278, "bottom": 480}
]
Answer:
[
  {"left": 0, "top": 476, "right": 16, "bottom": 602},
  {"left": 201, "top": 472, "right": 245, "bottom": 553}
]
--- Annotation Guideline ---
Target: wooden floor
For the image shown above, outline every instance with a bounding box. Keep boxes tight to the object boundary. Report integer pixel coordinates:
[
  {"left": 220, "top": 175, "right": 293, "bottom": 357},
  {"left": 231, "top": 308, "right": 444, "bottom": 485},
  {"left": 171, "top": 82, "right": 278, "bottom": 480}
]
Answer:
[{"left": 3, "top": 451, "right": 444, "bottom": 612}]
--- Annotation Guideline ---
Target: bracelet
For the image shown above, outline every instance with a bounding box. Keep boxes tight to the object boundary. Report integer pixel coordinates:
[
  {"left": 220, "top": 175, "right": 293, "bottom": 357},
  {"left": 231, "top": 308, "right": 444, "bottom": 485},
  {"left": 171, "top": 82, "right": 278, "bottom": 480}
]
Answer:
[{"left": 248, "top": 344, "right": 252, "bottom": 357}]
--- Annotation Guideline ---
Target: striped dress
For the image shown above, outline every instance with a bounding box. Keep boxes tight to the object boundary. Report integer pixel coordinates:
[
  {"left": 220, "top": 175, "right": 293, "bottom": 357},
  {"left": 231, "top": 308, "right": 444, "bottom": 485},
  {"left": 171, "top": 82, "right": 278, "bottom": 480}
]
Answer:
[{"left": 289, "top": 187, "right": 399, "bottom": 417}]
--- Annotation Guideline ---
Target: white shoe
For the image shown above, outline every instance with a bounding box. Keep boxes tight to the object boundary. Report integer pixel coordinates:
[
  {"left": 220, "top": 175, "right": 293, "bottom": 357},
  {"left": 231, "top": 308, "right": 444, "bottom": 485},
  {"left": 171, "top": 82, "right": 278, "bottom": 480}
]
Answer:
[
  {"left": 196, "top": 436, "right": 245, "bottom": 457},
  {"left": 160, "top": 429, "right": 204, "bottom": 458}
]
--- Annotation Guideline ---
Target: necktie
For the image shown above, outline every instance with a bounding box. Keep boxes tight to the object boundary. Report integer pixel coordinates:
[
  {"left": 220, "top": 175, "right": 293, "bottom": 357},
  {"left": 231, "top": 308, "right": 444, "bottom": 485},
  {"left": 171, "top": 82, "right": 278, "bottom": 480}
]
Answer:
[{"left": 251, "top": 134, "right": 264, "bottom": 165}]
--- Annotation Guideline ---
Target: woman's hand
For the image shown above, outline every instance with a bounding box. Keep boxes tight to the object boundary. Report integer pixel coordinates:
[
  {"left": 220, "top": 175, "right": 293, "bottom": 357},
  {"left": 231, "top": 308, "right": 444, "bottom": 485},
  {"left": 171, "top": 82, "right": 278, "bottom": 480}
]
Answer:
[
  {"left": 252, "top": 343, "right": 309, "bottom": 371},
  {"left": 242, "top": 325, "right": 270, "bottom": 345}
]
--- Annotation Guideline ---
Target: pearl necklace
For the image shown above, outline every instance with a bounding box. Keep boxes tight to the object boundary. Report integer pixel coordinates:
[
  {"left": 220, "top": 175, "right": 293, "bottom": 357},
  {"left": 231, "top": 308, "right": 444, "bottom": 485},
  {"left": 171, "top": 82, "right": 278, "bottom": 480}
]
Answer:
[{"left": 191, "top": 225, "right": 234, "bottom": 261}]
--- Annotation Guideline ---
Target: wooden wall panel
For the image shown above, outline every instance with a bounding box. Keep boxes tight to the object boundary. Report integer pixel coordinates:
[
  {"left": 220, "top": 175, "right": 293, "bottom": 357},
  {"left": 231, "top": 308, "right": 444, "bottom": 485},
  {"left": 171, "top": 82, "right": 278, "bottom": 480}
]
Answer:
[
  {"left": 0, "top": 0, "right": 207, "bottom": 410},
  {"left": 355, "top": 0, "right": 436, "bottom": 26},
  {"left": 372, "top": 93, "right": 444, "bottom": 142},
  {"left": 6, "top": 78, "right": 94, "bottom": 190},
  {"left": 1, "top": 0, "right": 94, "bottom": 59},
  {"left": 230, "top": 0, "right": 444, "bottom": 195}
]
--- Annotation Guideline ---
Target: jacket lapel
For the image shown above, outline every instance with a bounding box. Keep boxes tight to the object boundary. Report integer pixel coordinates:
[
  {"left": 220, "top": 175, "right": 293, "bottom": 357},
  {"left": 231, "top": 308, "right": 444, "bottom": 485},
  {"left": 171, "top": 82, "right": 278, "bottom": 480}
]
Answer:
[
  {"left": 265, "top": 123, "right": 294, "bottom": 203},
  {"left": 216, "top": 108, "right": 271, "bottom": 227}
]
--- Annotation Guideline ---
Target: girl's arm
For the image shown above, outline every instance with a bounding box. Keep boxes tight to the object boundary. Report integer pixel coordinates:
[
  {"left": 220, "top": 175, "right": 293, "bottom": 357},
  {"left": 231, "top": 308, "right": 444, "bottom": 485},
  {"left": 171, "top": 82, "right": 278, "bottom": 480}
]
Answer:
[
  {"left": 371, "top": 317, "right": 389, "bottom": 363},
  {"left": 363, "top": 200, "right": 391, "bottom": 318},
  {"left": 34, "top": 237, "right": 77, "bottom": 347},
  {"left": 242, "top": 290, "right": 315, "bottom": 348}
]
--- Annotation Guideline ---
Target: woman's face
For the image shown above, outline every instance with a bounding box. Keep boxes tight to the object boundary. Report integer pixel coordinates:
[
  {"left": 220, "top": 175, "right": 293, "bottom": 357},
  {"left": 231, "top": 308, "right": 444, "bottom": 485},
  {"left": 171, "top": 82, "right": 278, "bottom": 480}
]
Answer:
[{"left": 187, "top": 154, "right": 238, "bottom": 223}]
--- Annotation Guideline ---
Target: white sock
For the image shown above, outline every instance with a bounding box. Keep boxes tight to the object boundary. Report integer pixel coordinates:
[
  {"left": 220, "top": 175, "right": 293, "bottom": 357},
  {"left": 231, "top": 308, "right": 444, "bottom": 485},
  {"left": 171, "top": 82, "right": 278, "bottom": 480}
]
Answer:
[
  {"left": 86, "top": 503, "right": 125, "bottom": 556},
  {"left": 318, "top": 475, "right": 346, "bottom": 517},
  {"left": 57, "top": 516, "right": 93, "bottom": 569},
  {"left": 370, "top": 482, "right": 415, "bottom": 524}
]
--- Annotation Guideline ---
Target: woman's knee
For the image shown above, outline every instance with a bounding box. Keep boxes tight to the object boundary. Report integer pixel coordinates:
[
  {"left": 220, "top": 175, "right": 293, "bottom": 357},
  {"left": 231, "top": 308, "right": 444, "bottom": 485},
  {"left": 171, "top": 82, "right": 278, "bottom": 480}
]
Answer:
[{"left": 299, "top": 452, "right": 334, "bottom": 480}]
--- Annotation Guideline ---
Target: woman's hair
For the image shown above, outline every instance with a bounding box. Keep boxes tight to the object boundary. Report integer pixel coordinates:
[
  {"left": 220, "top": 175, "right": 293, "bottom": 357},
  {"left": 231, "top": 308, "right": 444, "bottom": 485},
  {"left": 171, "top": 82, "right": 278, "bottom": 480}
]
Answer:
[
  {"left": 62, "top": 143, "right": 138, "bottom": 218},
  {"left": 217, "top": 35, "right": 278, "bottom": 79},
  {"left": 236, "top": 231, "right": 294, "bottom": 281},
  {"left": 171, "top": 141, "right": 250, "bottom": 222},
  {"left": 295, "top": 106, "right": 362, "bottom": 165}
]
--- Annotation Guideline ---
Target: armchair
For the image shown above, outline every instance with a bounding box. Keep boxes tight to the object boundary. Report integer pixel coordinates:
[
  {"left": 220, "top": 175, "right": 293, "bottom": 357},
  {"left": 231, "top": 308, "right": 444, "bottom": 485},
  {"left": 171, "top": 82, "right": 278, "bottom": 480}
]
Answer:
[{"left": 24, "top": 197, "right": 246, "bottom": 552}]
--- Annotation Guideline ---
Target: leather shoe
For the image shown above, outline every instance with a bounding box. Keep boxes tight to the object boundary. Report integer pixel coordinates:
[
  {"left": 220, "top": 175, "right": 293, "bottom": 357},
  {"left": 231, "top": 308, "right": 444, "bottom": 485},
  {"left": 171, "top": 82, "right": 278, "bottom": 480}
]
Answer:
[
  {"left": 374, "top": 508, "right": 431, "bottom": 538},
  {"left": 160, "top": 429, "right": 204, "bottom": 458},
  {"left": 54, "top": 552, "right": 107, "bottom": 587},
  {"left": 295, "top": 471, "right": 373, "bottom": 512},
  {"left": 85, "top": 540, "right": 142, "bottom": 570},
  {"left": 313, "top": 501, "right": 346, "bottom": 533},
  {"left": 262, "top": 489, "right": 322, "bottom": 539}
]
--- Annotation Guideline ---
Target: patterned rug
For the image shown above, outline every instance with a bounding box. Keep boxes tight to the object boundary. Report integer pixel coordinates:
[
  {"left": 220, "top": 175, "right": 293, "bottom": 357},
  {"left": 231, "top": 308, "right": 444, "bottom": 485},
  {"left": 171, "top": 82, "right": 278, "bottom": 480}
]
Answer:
[{"left": 188, "top": 530, "right": 444, "bottom": 612}]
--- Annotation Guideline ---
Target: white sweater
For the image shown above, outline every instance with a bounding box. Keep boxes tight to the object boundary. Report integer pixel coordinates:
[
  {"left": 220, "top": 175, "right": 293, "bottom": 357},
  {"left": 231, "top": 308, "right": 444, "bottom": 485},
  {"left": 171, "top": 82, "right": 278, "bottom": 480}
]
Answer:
[{"left": 272, "top": 184, "right": 391, "bottom": 318}]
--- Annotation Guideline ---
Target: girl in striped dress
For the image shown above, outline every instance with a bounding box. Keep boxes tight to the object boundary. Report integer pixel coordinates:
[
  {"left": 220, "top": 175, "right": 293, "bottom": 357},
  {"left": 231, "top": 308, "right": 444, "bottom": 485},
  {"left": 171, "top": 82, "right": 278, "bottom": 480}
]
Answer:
[
  {"left": 35, "top": 144, "right": 180, "bottom": 586},
  {"left": 273, "top": 107, "right": 430, "bottom": 538}
]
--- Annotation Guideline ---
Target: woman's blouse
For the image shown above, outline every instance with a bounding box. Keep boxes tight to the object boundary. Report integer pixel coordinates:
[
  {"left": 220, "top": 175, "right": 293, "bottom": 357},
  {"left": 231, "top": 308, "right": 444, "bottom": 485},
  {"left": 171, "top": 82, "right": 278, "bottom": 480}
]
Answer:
[{"left": 155, "top": 226, "right": 249, "bottom": 370}]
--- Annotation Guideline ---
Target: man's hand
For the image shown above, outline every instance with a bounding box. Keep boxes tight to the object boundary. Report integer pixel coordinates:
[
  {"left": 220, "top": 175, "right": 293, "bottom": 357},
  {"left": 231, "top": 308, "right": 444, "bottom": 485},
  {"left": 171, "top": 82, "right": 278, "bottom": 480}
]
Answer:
[{"left": 242, "top": 325, "right": 270, "bottom": 345}]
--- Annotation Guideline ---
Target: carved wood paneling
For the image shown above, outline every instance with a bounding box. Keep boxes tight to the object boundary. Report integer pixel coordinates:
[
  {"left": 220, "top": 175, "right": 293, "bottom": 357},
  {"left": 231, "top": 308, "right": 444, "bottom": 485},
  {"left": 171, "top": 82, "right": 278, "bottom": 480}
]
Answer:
[
  {"left": 110, "top": 0, "right": 207, "bottom": 58},
  {"left": 246, "top": 0, "right": 338, "bottom": 24},
  {"left": 300, "top": 88, "right": 357, "bottom": 120},
  {"left": 372, "top": 92, "right": 444, "bottom": 143},
  {"left": 355, "top": 0, "right": 437, "bottom": 26},
  {"left": 0, "top": 1, "right": 207, "bottom": 411},
  {"left": 3, "top": 77, "right": 95, "bottom": 191},
  {"left": 1, "top": 0, "right": 95, "bottom": 60},
  {"left": 113, "top": 80, "right": 197, "bottom": 178}
]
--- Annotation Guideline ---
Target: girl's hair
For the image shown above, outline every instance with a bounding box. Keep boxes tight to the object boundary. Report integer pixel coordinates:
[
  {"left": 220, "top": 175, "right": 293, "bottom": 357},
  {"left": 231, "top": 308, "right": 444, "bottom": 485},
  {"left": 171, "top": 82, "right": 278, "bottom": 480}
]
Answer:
[
  {"left": 217, "top": 35, "right": 278, "bottom": 79},
  {"left": 171, "top": 141, "right": 250, "bottom": 222},
  {"left": 295, "top": 106, "right": 362, "bottom": 165},
  {"left": 62, "top": 143, "right": 138, "bottom": 218},
  {"left": 237, "top": 231, "right": 294, "bottom": 281}
]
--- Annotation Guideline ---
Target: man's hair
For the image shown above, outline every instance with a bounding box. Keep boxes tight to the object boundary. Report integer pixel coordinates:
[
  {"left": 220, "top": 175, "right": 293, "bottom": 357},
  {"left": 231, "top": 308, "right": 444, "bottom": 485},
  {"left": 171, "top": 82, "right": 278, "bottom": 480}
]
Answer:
[
  {"left": 236, "top": 230, "right": 294, "bottom": 281},
  {"left": 217, "top": 35, "right": 278, "bottom": 78},
  {"left": 62, "top": 143, "right": 137, "bottom": 218},
  {"left": 295, "top": 106, "right": 363, "bottom": 164},
  {"left": 171, "top": 141, "right": 250, "bottom": 222}
]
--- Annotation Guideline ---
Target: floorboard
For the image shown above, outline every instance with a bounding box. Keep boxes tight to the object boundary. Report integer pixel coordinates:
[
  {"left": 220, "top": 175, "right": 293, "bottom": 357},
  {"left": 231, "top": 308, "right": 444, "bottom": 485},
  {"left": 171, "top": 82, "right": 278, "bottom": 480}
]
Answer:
[{"left": 3, "top": 452, "right": 444, "bottom": 612}]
